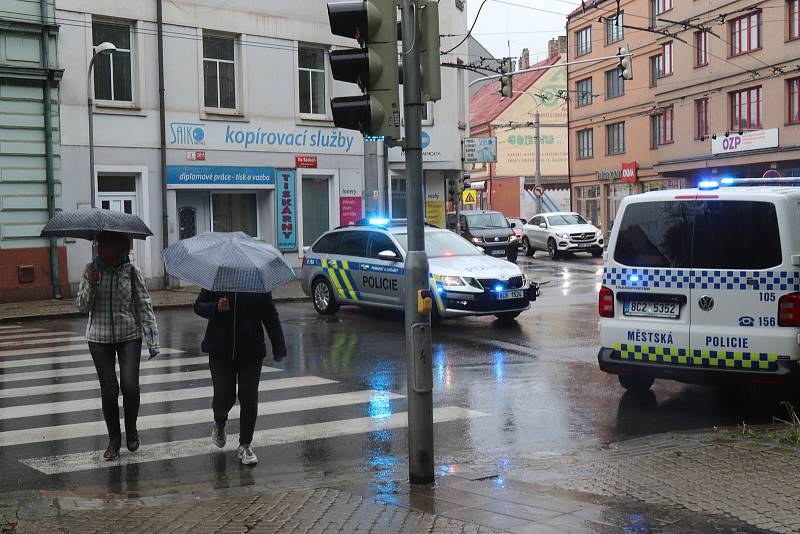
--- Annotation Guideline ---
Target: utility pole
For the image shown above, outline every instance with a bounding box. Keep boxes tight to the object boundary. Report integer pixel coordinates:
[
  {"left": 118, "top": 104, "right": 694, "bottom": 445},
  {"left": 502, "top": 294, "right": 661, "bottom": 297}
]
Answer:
[
  {"left": 534, "top": 110, "right": 542, "bottom": 215},
  {"left": 401, "top": 0, "right": 434, "bottom": 484}
]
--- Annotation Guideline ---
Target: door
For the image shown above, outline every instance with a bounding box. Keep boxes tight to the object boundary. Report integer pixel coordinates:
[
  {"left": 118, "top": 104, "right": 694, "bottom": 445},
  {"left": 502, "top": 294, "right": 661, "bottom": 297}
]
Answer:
[
  {"left": 100, "top": 195, "right": 137, "bottom": 263},
  {"left": 532, "top": 215, "right": 548, "bottom": 249},
  {"left": 326, "top": 230, "right": 368, "bottom": 303},
  {"left": 178, "top": 207, "right": 197, "bottom": 239},
  {"left": 366, "top": 231, "right": 404, "bottom": 308},
  {"left": 302, "top": 177, "right": 330, "bottom": 248}
]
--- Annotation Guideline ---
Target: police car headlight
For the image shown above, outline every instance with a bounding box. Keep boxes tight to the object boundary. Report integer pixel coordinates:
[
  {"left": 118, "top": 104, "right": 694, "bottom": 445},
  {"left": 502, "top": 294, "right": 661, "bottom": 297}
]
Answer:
[
  {"left": 472, "top": 236, "right": 484, "bottom": 243},
  {"left": 441, "top": 275, "right": 466, "bottom": 287}
]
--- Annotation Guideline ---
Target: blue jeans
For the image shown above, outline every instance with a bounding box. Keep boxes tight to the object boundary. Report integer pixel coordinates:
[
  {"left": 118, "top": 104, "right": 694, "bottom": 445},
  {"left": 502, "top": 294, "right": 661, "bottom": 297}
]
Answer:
[{"left": 89, "top": 338, "right": 142, "bottom": 441}]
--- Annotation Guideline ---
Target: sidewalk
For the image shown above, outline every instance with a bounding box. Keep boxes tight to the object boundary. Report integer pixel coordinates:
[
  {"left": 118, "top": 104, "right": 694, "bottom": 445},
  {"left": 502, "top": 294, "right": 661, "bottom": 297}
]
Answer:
[{"left": 0, "top": 279, "right": 308, "bottom": 322}]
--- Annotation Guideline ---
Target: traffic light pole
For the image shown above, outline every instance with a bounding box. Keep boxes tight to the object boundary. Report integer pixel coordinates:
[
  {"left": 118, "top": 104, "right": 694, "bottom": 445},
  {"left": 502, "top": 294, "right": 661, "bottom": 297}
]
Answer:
[
  {"left": 401, "top": 0, "right": 434, "bottom": 485},
  {"left": 534, "top": 110, "right": 542, "bottom": 215}
]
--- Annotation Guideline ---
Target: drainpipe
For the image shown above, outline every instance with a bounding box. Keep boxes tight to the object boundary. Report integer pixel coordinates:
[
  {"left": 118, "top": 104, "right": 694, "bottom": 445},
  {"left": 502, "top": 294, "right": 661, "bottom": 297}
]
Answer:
[
  {"left": 41, "top": 0, "right": 61, "bottom": 299},
  {"left": 157, "top": 0, "right": 170, "bottom": 289}
]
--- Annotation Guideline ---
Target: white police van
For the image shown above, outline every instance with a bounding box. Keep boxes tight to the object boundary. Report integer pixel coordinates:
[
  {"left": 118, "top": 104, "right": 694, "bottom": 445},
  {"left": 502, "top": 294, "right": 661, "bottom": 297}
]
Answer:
[{"left": 598, "top": 180, "right": 800, "bottom": 392}]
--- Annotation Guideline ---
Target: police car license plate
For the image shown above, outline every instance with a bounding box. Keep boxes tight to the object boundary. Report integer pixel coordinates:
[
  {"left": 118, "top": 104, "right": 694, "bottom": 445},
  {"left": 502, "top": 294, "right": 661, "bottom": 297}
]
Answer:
[
  {"left": 498, "top": 290, "right": 524, "bottom": 300},
  {"left": 623, "top": 301, "right": 679, "bottom": 318}
]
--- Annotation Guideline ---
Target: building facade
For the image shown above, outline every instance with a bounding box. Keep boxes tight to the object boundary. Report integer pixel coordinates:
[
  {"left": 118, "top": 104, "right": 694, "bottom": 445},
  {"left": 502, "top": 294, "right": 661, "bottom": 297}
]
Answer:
[
  {"left": 567, "top": 0, "right": 800, "bottom": 236},
  {"left": 54, "top": 0, "right": 467, "bottom": 293},
  {"left": 0, "top": 0, "right": 66, "bottom": 303}
]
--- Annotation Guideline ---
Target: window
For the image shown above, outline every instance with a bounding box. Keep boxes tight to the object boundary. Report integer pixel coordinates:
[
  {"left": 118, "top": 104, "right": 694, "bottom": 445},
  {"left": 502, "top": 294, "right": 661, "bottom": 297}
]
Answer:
[
  {"left": 575, "top": 186, "right": 600, "bottom": 225},
  {"left": 651, "top": 0, "right": 672, "bottom": 25},
  {"left": 577, "top": 128, "right": 593, "bottom": 159},
  {"left": 695, "top": 98, "right": 709, "bottom": 139},
  {"left": 338, "top": 231, "right": 370, "bottom": 257},
  {"left": 730, "top": 86, "right": 762, "bottom": 130},
  {"left": 614, "top": 201, "right": 695, "bottom": 268},
  {"left": 650, "top": 55, "right": 662, "bottom": 86},
  {"left": 730, "top": 11, "right": 761, "bottom": 56},
  {"left": 92, "top": 21, "right": 132, "bottom": 102},
  {"left": 651, "top": 107, "right": 674, "bottom": 147},
  {"left": 695, "top": 31, "right": 709, "bottom": 67},
  {"left": 606, "top": 68, "right": 624, "bottom": 99},
  {"left": 298, "top": 46, "right": 327, "bottom": 116},
  {"left": 312, "top": 232, "right": 343, "bottom": 254},
  {"left": 606, "top": 12, "right": 624, "bottom": 44},
  {"left": 789, "top": 78, "right": 800, "bottom": 124},
  {"left": 661, "top": 42, "right": 673, "bottom": 76},
  {"left": 606, "top": 122, "right": 625, "bottom": 155},
  {"left": 212, "top": 193, "right": 257, "bottom": 236},
  {"left": 368, "top": 233, "right": 400, "bottom": 259},
  {"left": 575, "top": 26, "right": 592, "bottom": 57},
  {"left": 576, "top": 77, "right": 592, "bottom": 107},
  {"left": 791, "top": 0, "right": 800, "bottom": 40},
  {"left": 203, "top": 34, "right": 237, "bottom": 109}
]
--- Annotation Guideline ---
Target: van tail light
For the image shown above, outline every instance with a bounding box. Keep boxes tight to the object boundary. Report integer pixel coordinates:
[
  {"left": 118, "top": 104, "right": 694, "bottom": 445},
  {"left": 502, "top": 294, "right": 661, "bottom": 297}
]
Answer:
[
  {"left": 778, "top": 292, "right": 800, "bottom": 327},
  {"left": 599, "top": 285, "right": 615, "bottom": 318}
]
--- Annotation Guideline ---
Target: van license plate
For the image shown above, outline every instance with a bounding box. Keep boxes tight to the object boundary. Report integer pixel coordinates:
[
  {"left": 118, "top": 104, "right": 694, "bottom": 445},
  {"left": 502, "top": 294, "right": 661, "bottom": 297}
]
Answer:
[
  {"left": 498, "top": 290, "right": 524, "bottom": 300},
  {"left": 624, "top": 301, "right": 679, "bottom": 318}
]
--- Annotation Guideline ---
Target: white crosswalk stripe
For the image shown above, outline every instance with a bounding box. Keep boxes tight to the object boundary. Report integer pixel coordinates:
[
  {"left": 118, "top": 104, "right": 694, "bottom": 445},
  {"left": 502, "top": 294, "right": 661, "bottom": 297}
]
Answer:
[
  {"left": 0, "top": 331, "right": 76, "bottom": 342},
  {"left": 0, "top": 326, "right": 41, "bottom": 332},
  {"left": 0, "top": 336, "right": 86, "bottom": 348},
  {"left": 0, "top": 344, "right": 97, "bottom": 358},
  {"left": 0, "top": 348, "right": 185, "bottom": 370}
]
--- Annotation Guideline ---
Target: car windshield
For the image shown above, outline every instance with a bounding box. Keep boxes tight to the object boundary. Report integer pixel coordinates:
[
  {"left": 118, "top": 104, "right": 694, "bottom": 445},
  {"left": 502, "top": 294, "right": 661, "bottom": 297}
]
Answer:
[
  {"left": 547, "top": 214, "right": 587, "bottom": 226},
  {"left": 466, "top": 213, "right": 509, "bottom": 228},
  {"left": 393, "top": 231, "right": 482, "bottom": 258}
]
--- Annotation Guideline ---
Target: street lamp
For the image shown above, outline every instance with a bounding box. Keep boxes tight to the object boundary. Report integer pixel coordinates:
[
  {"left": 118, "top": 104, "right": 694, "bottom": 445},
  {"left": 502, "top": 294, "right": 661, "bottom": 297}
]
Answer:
[{"left": 87, "top": 41, "right": 116, "bottom": 208}]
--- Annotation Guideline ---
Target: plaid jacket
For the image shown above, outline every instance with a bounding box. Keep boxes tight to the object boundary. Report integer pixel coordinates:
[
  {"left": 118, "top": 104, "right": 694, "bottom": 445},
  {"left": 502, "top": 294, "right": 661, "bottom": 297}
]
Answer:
[{"left": 76, "top": 259, "right": 159, "bottom": 351}]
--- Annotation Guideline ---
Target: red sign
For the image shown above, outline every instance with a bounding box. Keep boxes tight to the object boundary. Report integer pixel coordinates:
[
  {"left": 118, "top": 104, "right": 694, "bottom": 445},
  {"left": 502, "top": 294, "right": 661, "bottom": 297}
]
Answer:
[
  {"left": 196, "top": 151, "right": 206, "bottom": 161},
  {"left": 621, "top": 161, "right": 638, "bottom": 183},
  {"left": 532, "top": 185, "right": 545, "bottom": 198},
  {"left": 763, "top": 169, "right": 782, "bottom": 178},
  {"left": 295, "top": 155, "right": 318, "bottom": 169},
  {"left": 339, "top": 196, "right": 363, "bottom": 227}
]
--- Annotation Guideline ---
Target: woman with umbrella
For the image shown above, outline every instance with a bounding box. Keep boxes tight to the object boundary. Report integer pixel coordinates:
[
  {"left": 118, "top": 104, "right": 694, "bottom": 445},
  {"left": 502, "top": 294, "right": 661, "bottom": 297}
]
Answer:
[
  {"left": 76, "top": 231, "right": 160, "bottom": 460},
  {"left": 164, "top": 232, "right": 293, "bottom": 466}
]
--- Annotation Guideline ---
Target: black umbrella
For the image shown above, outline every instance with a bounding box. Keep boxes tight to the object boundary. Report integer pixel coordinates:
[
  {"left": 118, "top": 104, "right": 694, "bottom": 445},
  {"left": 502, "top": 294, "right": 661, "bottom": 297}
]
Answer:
[{"left": 40, "top": 209, "right": 153, "bottom": 240}]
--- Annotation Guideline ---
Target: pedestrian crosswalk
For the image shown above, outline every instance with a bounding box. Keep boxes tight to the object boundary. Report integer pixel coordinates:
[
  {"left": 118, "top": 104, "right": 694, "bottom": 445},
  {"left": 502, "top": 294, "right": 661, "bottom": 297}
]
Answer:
[{"left": 0, "top": 323, "right": 486, "bottom": 478}]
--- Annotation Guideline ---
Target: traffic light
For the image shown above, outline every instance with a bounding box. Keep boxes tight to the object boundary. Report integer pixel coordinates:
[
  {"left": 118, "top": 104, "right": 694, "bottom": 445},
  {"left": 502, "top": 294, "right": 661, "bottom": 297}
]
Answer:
[
  {"left": 618, "top": 44, "right": 633, "bottom": 80},
  {"left": 448, "top": 178, "right": 458, "bottom": 202},
  {"left": 328, "top": 0, "right": 400, "bottom": 140},
  {"left": 499, "top": 58, "right": 513, "bottom": 98},
  {"left": 418, "top": 0, "right": 441, "bottom": 102}
]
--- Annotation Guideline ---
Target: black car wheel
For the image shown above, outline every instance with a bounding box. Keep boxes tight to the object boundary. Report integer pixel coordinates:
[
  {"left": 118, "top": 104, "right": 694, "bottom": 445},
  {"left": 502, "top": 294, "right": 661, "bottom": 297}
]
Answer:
[
  {"left": 506, "top": 249, "right": 518, "bottom": 262},
  {"left": 591, "top": 249, "right": 603, "bottom": 258},
  {"left": 495, "top": 311, "right": 522, "bottom": 323},
  {"left": 312, "top": 277, "right": 340, "bottom": 315},
  {"left": 548, "top": 239, "right": 560, "bottom": 260},
  {"left": 618, "top": 373, "right": 655, "bottom": 392},
  {"left": 522, "top": 237, "right": 534, "bottom": 257}
]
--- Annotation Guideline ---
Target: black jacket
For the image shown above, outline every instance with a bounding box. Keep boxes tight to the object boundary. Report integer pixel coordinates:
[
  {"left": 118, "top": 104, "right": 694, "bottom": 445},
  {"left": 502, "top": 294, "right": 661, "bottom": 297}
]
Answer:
[{"left": 194, "top": 290, "right": 287, "bottom": 361}]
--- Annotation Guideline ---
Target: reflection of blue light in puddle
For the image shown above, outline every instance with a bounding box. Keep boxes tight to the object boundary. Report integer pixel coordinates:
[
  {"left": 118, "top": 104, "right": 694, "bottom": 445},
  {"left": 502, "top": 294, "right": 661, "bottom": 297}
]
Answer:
[
  {"left": 434, "top": 344, "right": 446, "bottom": 386},
  {"left": 493, "top": 350, "right": 505, "bottom": 382},
  {"left": 491, "top": 477, "right": 507, "bottom": 488},
  {"left": 624, "top": 514, "right": 649, "bottom": 533}
]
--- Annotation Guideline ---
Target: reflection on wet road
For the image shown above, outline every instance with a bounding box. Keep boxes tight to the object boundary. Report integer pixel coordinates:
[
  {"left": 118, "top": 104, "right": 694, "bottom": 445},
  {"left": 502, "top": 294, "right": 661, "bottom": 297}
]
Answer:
[{"left": 0, "top": 253, "right": 789, "bottom": 499}]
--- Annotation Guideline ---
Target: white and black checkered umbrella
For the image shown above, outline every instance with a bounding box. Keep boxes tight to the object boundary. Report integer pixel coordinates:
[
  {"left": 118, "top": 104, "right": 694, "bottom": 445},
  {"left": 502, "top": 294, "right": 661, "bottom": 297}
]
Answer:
[
  {"left": 163, "top": 232, "right": 296, "bottom": 293},
  {"left": 40, "top": 209, "right": 153, "bottom": 240}
]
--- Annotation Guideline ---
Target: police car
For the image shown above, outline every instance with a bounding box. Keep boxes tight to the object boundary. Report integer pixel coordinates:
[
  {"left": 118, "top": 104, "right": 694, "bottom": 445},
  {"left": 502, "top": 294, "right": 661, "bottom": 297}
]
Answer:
[
  {"left": 599, "top": 180, "right": 800, "bottom": 392},
  {"left": 301, "top": 219, "right": 538, "bottom": 322}
]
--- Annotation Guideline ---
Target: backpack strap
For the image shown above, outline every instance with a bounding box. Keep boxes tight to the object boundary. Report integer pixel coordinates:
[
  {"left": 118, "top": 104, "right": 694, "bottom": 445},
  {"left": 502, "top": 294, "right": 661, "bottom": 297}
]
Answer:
[{"left": 130, "top": 264, "right": 141, "bottom": 327}]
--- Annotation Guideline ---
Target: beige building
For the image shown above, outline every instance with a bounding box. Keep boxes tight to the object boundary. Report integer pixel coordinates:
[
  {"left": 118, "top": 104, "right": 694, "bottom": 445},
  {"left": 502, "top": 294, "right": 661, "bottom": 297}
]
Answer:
[{"left": 567, "top": 0, "right": 800, "bottom": 235}]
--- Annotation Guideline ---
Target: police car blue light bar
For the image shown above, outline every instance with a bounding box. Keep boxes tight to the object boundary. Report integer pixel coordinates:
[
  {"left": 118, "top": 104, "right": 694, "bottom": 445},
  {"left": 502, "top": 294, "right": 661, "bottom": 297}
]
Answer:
[
  {"left": 697, "top": 180, "right": 719, "bottom": 190},
  {"left": 368, "top": 218, "right": 390, "bottom": 226},
  {"left": 720, "top": 178, "right": 735, "bottom": 186}
]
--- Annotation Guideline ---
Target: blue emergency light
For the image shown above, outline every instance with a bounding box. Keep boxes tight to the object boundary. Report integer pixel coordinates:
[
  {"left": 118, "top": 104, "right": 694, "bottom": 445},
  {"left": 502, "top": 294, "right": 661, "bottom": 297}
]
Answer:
[
  {"left": 720, "top": 178, "right": 735, "bottom": 186},
  {"left": 368, "top": 218, "right": 390, "bottom": 226},
  {"left": 697, "top": 180, "right": 719, "bottom": 190}
]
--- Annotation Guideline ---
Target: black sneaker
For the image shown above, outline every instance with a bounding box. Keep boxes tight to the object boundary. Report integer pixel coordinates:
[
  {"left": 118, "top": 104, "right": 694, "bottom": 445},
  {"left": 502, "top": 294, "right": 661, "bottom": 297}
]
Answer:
[
  {"left": 104, "top": 440, "right": 121, "bottom": 461},
  {"left": 126, "top": 433, "right": 140, "bottom": 452},
  {"left": 212, "top": 422, "right": 226, "bottom": 448}
]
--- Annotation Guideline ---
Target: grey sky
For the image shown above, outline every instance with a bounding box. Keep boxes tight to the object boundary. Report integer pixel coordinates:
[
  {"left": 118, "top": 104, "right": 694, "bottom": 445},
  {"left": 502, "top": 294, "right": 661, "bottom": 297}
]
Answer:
[{"left": 463, "top": 0, "right": 579, "bottom": 63}]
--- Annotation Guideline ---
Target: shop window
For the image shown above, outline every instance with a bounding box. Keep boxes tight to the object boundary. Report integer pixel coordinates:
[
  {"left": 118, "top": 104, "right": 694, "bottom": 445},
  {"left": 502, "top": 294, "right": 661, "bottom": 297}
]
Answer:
[
  {"left": 203, "top": 33, "right": 237, "bottom": 109},
  {"left": 298, "top": 46, "right": 327, "bottom": 116},
  {"left": 605, "top": 12, "right": 623, "bottom": 45},
  {"left": 695, "top": 31, "right": 709, "bottom": 67},
  {"left": 575, "top": 26, "right": 592, "bottom": 57},
  {"left": 606, "top": 183, "right": 638, "bottom": 232},
  {"left": 730, "top": 11, "right": 761, "bottom": 56},
  {"left": 92, "top": 20, "right": 133, "bottom": 102},
  {"left": 212, "top": 193, "right": 257, "bottom": 236},
  {"left": 302, "top": 177, "right": 331, "bottom": 246},
  {"left": 575, "top": 186, "right": 600, "bottom": 226},
  {"left": 576, "top": 77, "right": 593, "bottom": 107},
  {"left": 730, "top": 86, "right": 762, "bottom": 130},
  {"left": 392, "top": 178, "right": 407, "bottom": 218}
]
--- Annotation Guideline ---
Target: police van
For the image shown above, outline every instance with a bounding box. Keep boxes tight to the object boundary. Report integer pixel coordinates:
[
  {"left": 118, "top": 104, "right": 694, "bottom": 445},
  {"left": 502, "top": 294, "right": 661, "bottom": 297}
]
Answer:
[
  {"left": 301, "top": 219, "right": 538, "bottom": 322},
  {"left": 599, "top": 181, "right": 800, "bottom": 392}
]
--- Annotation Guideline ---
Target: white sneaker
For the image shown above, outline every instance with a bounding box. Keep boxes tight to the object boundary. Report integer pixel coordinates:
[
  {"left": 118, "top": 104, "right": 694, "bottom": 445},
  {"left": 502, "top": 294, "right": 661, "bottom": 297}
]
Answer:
[
  {"left": 238, "top": 444, "right": 258, "bottom": 465},
  {"left": 212, "top": 423, "right": 226, "bottom": 448}
]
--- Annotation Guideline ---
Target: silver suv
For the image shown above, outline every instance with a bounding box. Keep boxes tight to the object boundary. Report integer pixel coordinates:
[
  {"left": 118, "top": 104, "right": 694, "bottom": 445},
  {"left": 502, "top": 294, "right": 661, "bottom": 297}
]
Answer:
[{"left": 521, "top": 212, "right": 603, "bottom": 260}]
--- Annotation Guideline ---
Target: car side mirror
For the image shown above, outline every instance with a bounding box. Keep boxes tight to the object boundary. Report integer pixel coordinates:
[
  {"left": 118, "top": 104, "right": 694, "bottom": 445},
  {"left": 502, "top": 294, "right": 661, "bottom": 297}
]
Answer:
[
  {"left": 539, "top": 223, "right": 547, "bottom": 229},
  {"left": 378, "top": 250, "right": 401, "bottom": 262},
  {"left": 510, "top": 222, "right": 517, "bottom": 228},
  {"left": 587, "top": 220, "right": 593, "bottom": 225}
]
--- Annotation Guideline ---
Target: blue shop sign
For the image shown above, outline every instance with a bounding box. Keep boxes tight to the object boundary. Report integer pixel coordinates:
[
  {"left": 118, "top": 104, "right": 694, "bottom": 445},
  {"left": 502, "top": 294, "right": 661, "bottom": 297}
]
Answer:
[{"left": 166, "top": 166, "right": 276, "bottom": 188}]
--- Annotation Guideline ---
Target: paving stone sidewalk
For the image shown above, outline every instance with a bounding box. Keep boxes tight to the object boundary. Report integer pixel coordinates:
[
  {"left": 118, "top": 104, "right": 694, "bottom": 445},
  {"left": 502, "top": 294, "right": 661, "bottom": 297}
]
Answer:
[{"left": 0, "top": 280, "right": 307, "bottom": 321}]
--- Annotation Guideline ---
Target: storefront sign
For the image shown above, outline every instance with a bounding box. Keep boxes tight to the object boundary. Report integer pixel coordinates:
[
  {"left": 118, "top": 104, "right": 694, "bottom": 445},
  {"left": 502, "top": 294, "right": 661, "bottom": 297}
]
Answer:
[
  {"left": 276, "top": 170, "right": 297, "bottom": 252},
  {"left": 621, "top": 161, "right": 637, "bottom": 183},
  {"left": 339, "top": 196, "right": 362, "bottom": 226},
  {"left": 295, "top": 155, "right": 318, "bottom": 169},
  {"left": 463, "top": 137, "right": 497, "bottom": 164},
  {"left": 166, "top": 166, "right": 275, "bottom": 189},
  {"left": 711, "top": 128, "right": 779, "bottom": 155},
  {"left": 596, "top": 169, "right": 621, "bottom": 181},
  {"left": 425, "top": 201, "right": 446, "bottom": 228}
]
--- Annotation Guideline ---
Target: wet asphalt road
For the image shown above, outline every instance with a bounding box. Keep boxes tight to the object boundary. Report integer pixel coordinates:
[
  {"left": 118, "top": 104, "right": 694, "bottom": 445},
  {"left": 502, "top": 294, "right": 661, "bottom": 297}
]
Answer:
[{"left": 0, "top": 253, "right": 786, "bottom": 496}]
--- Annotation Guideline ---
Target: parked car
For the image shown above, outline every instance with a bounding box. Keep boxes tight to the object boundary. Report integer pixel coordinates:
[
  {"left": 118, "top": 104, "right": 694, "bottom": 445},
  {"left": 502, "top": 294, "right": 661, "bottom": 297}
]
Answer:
[
  {"left": 521, "top": 212, "right": 603, "bottom": 260},
  {"left": 446, "top": 211, "right": 520, "bottom": 262}
]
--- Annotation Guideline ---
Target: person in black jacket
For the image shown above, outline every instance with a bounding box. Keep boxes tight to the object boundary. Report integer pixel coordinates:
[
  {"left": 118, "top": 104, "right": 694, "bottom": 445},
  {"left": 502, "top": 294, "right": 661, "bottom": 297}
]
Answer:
[{"left": 194, "top": 290, "right": 287, "bottom": 465}]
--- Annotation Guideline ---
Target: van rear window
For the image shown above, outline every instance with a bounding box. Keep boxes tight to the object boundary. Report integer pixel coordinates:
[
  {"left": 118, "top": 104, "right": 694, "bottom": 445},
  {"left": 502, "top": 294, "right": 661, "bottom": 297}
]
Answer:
[{"left": 614, "top": 201, "right": 782, "bottom": 269}]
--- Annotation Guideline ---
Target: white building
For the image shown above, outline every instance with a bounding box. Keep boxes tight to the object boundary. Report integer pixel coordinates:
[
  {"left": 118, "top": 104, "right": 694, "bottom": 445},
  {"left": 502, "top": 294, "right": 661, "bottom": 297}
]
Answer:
[{"left": 55, "top": 0, "right": 468, "bottom": 291}]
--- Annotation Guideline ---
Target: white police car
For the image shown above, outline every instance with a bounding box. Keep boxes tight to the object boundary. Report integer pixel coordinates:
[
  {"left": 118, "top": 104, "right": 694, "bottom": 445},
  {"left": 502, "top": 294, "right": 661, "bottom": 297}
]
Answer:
[
  {"left": 301, "top": 219, "right": 538, "bottom": 322},
  {"left": 599, "top": 180, "right": 800, "bottom": 392}
]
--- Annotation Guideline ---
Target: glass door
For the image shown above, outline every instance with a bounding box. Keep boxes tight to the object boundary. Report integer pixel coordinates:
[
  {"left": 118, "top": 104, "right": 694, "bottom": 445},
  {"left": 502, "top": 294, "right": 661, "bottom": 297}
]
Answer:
[{"left": 302, "top": 176, "right": 330, "bottom": 247}]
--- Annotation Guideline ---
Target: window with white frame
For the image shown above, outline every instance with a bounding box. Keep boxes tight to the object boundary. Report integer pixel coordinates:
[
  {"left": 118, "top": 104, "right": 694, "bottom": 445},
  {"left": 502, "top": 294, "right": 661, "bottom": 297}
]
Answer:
[
  {"left": 651, "top": 0, "right": 672, "bottom": 25},
  {"left": 730, "top": 11, "right": 761, "bottom": 56},
  {"left": 606, "top": 68, "right": 624, "bottom": 99},
  {"left": 730, "top": 86, "right": 762, "bottom": 130},
  {"left": 695, "top": 98, "right": 709, "bottom": 139},
  {"left": 650, "top": 55, "right": 662, "bottom": 86},
  {"left": 651, "top": 107, "right": 674, "bottom": 147},
  {"left": 790, "top": 78, "right": 800, "bottom": 124},
  {"left": 606, "top": 122, "right": 625, "bottom": 155},
  {"left": 660, "top": 42, "right": 673, "bottom": 76},
  {"left": 695, "top": 31, "right": 709, "bottom": 67},
  {"left": 575, "top": 26, "right": 592, "bottom": 57},
  {"left": 577, "top": 128, "right": 593, "bottom": 159},
  {"left": 791, "top": 0, "right": 800, "bottom": 40},
  {"left": 576, "top": 77, "right": 592, "bottom": 107},
  {"left": 203, "top": 33, "right": 237, "bottom": 109},
  {"left": 298, "top": 46, "right": 327, "bottom": 116},
  {"left": 92, "top": 21, "right": 133, "bottom": 102},
  {"left": 606, "top": 12, "right": 624, "bottom": 44}
]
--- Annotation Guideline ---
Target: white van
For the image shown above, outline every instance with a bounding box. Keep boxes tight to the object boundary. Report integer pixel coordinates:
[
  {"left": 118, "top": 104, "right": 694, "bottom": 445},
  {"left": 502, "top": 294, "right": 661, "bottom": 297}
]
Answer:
[{"left": 598, "top": 183, "right": 800, "bottom": 392}]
